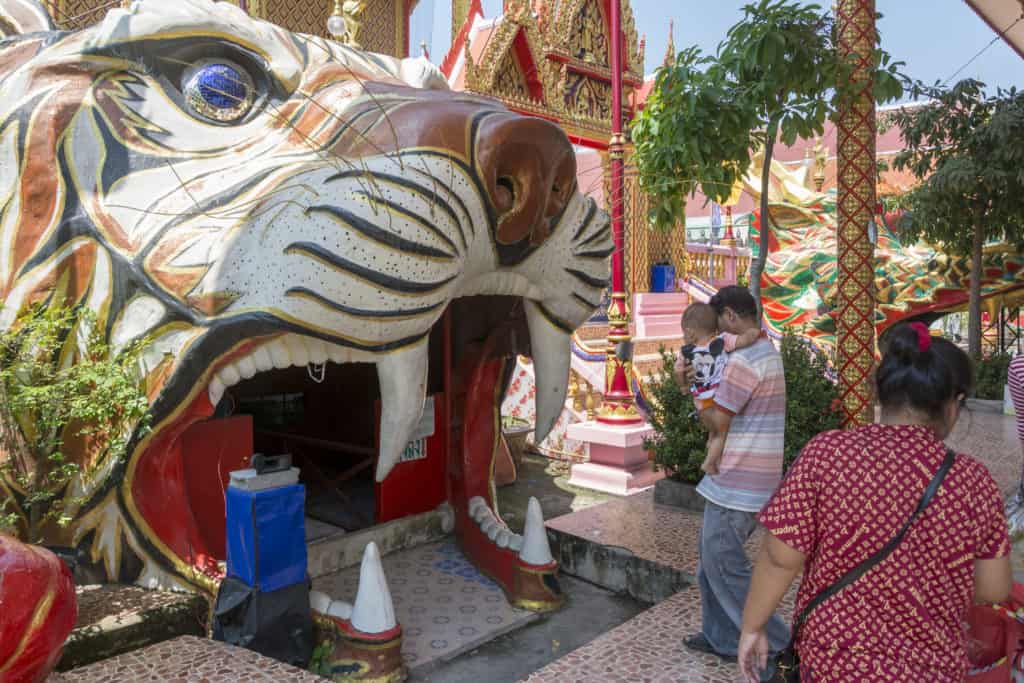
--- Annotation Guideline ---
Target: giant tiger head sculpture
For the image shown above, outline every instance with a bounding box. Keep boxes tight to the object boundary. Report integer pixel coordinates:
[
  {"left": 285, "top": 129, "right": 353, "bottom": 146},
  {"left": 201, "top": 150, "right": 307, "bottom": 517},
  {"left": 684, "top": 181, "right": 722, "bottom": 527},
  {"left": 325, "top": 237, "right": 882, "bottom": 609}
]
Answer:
[{"left": 0, "top": 0, "right": 610, "bottom": 588}]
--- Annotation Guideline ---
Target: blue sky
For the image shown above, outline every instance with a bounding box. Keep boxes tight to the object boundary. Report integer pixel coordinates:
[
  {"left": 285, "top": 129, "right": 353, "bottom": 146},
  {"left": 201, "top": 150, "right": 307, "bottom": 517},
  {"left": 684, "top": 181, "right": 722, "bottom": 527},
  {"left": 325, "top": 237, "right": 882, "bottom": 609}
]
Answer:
[{"left": 408, "top": 0, "right": 1022, "bottom": 95}]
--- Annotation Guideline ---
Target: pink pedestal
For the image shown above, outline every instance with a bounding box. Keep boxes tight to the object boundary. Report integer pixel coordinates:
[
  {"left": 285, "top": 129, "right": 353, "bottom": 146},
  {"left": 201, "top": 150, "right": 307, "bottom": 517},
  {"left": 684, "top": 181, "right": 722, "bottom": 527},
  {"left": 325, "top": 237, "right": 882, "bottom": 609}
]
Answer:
[
  {"left": 633, "top": 293, "right": 688, "bottom": 339},
  {"left": 567, "top": 421, "right": 664, "bottom": 495}
]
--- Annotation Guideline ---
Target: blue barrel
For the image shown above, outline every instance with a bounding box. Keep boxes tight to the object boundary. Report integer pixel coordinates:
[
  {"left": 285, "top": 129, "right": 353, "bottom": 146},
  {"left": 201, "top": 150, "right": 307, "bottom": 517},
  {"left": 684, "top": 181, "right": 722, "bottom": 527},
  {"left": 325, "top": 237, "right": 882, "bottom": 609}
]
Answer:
[{"left": 651, "top": 264, "right": 676, "bottom": 293}]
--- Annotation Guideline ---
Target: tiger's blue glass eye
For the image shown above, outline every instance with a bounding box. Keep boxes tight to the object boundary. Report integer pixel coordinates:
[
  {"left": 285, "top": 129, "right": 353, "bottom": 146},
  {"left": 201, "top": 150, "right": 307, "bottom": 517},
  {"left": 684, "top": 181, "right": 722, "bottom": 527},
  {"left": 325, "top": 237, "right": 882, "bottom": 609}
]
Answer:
[{"left": 182, "top": 59, "right": 254, "bottom": 123}]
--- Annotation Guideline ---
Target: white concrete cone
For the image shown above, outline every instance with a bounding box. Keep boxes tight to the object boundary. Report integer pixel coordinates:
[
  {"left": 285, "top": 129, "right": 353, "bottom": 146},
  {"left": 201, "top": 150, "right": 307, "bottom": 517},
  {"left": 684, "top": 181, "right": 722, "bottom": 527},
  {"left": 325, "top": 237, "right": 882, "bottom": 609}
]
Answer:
[
  {"left": 350, "top": 542, "right": 397, "bottom": 633},
  {"left": 518, "top": 497, "right": 554, "bottom": 566}
]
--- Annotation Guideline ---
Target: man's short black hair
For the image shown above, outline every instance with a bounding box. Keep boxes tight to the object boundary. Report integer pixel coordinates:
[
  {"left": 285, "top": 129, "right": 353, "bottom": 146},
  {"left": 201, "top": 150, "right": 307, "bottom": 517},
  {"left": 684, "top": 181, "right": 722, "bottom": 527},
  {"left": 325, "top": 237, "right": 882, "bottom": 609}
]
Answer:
[{"left": 709, "top": 285, "right": 758, "bottom": 320}]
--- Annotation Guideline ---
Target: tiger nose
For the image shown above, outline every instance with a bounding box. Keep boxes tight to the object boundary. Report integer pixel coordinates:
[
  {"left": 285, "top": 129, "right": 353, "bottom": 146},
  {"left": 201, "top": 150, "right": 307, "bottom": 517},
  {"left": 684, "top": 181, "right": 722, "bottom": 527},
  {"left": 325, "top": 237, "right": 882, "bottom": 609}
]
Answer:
[{"left": 475, "top": 114, "right": 577, "bottom": 246}]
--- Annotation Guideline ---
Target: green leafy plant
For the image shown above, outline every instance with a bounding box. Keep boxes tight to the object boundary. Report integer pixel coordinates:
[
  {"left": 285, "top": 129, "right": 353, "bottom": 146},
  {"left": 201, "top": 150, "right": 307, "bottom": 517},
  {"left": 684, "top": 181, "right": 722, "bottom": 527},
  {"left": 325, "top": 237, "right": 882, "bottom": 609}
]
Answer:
[
  {"left": 891, "top": 81, "right": 1024, "bottom": 358},
  {"left": 631, "top": 0, "right": 904, "bottom": 313},
  {"left": 779, "top": 333, "right": 841, "bottom": 468},
  {"left": 0, "top": 305, "right": 151, "bottom": 542},
  {"left": 975, "top": 352, "right": 1011, "bottom": 401},
  {"left": 643, "top": 350, "right": 708, "bottom": 484}
]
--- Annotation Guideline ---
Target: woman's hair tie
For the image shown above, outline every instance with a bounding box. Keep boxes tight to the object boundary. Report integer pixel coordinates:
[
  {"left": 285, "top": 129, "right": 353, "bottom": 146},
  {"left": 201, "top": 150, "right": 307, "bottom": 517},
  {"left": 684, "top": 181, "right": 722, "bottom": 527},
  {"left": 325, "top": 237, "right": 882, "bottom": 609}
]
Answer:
[{"left": 909, "top": 322, "right": 931, "bottom": 353}]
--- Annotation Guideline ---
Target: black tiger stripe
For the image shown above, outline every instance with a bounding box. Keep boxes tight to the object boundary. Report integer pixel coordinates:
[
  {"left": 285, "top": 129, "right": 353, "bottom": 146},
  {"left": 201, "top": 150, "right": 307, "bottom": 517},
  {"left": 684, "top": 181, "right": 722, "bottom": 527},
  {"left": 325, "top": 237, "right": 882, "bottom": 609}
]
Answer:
[
  {"left": 285, "top": 241, "right": 457, "bottom": 294},
  {"left": 574, "top": 245, "right": 615, "bottom": 259},
  {"left": 285, "top": 286, "right": 443, "bottom": 319},
  {"left": 578, "top": 225, "right": 612, "bottom": 249},
  {"left": 404, "top": 161, "right": 474, "bottom": 248},
  {"left": 305, "top": 204, "right": 455, "bottom": 259},
  {"left": 565, "top": 267, "right": 608, "bottom": 290},
  {"left": 537, "top": 303, "right": 576, "bottom": 335},
  {"left": 573, "top": 293, "right": 602, "bottom": 310},
  {"left": 328, "top": 168, "right": 467, "bottom": 250},
  {"left": 353, "top": 191, "right": 459, "bottom": 255}
]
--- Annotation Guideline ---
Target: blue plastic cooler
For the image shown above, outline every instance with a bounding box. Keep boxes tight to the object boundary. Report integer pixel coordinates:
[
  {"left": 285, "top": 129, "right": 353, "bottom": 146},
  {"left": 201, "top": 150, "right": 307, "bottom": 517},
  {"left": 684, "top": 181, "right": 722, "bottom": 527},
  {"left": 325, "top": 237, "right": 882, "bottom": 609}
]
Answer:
[{"left": 225, "top": 480, "right": 307, "bottom": 592}]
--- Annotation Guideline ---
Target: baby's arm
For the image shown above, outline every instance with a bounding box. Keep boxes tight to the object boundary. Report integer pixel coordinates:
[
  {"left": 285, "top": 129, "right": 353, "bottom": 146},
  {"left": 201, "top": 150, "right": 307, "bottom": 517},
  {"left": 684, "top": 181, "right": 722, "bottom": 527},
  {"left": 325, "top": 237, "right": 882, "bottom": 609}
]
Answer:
[
  {"left": 703, "top": 431, "right": 725, "bottom": 475},
  {"left": 721, "top": 329, "right": 760, "bottom": 353}
]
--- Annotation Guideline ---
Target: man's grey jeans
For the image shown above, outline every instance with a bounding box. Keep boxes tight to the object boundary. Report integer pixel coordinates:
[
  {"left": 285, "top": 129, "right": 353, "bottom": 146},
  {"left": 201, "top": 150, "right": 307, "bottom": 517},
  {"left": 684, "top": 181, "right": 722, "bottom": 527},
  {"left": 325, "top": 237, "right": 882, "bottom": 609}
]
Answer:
[{"left": 698, "top": 500, "right": 790, "bottom": 658}]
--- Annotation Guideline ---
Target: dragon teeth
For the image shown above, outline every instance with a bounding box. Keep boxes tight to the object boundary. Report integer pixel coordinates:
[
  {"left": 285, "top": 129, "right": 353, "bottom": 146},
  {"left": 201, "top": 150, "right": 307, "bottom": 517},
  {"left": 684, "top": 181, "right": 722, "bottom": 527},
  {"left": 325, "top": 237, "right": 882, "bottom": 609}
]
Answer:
[{"left": 467, "top": 496, "right": 523, "bottom": 552}]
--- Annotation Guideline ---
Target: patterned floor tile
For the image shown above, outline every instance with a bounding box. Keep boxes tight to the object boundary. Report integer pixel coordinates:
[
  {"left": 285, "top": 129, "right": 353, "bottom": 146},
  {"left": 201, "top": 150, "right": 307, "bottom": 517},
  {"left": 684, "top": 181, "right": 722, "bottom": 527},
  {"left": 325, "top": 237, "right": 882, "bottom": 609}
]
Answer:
[
  {"left": 53, "top": 635, "right": 324, "bottom": 682},
  {"left": 312, "top": 539, "right": 538, "bottom": 671},
  {"left": 520, "top": 586, "right": 794, "bottom": 683}
]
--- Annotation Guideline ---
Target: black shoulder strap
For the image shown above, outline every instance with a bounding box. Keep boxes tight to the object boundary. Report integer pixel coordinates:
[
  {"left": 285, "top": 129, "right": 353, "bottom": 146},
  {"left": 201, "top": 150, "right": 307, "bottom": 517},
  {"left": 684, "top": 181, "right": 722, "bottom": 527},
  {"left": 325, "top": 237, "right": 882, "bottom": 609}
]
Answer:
[{"left": 786, "top": 447, "right": 957, "bottom": 643}]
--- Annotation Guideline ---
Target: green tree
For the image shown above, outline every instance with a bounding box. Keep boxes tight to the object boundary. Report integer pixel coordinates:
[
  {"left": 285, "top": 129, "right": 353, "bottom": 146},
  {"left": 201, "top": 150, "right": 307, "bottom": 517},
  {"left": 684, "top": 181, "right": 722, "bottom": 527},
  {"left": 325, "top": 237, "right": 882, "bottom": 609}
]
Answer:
[
  {"left": 891, "top": 80, "right": 1024, "bottom": 358},
  {"left": 0, "top": 305, "right": 151, "bottom": 542},
  {"left": 631, "top": 0, "right": 902, "bottom": 313}
]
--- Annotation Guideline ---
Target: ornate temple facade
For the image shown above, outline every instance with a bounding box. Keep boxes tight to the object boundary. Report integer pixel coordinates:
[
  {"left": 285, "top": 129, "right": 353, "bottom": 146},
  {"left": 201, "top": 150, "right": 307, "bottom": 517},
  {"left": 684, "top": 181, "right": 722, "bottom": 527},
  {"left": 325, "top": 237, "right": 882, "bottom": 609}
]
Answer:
[{"left": 44, "top": 0, "right": 418, "bottom": 57}]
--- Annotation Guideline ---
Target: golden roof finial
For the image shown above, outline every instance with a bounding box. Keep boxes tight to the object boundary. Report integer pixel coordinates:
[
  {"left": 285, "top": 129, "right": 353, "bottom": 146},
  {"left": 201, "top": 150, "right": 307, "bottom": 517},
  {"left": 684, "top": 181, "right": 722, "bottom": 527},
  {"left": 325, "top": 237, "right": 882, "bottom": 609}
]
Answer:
[{"left": 663, "top": 19, "right": 676, "bottom": 67}]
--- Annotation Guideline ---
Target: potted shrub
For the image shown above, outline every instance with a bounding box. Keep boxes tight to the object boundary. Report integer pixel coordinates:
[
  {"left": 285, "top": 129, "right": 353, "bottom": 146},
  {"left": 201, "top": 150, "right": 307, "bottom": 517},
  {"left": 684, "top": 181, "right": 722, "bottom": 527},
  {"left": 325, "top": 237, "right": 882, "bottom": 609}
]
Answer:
[
  {"left": 644, "top": 350, "right": 708, "bottom": 511},
  {"left": 778, "top": 333, "right": 841, "bottom": 470}
]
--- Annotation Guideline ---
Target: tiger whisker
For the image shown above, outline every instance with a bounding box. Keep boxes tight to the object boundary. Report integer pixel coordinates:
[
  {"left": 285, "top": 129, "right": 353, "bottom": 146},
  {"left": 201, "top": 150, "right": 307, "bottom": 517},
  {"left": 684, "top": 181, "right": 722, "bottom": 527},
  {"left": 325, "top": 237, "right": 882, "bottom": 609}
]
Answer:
[{"left": 298, "top": 38, "right": 406, "bottom": 174}]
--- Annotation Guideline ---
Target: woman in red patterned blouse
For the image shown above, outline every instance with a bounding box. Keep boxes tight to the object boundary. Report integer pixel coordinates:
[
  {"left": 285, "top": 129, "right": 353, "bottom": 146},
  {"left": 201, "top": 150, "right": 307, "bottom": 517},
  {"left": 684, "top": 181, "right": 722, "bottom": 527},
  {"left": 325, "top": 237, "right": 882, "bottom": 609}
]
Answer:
[{"left": 738, "top": 323, "right": 1012, "bottom": 682}]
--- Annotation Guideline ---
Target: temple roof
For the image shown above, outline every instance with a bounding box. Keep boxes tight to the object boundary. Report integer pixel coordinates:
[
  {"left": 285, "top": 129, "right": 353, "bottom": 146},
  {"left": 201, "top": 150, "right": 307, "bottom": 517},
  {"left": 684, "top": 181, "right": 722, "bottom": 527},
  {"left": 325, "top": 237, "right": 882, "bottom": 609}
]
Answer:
[
  {"left": 964, "top": 0, "right": 1024, "bottom": 60},
  {"left": 441, "top": 0, "right": 645, "bottom": 148}
]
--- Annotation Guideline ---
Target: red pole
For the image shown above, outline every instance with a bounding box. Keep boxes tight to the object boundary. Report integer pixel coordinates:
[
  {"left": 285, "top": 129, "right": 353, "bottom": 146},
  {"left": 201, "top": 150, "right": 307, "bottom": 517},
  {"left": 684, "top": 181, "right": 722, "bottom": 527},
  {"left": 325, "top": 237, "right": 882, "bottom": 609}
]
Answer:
[{"left": 597, "top": 0, "right": 641, "bottom": 425}]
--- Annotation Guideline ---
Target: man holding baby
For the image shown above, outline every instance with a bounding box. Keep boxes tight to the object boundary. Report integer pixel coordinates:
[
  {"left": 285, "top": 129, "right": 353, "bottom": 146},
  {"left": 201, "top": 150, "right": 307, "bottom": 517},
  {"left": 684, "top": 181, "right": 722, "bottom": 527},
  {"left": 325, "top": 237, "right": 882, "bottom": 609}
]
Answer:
[{"left": 675, "top": 285, "right": 789, "bottom": 666}]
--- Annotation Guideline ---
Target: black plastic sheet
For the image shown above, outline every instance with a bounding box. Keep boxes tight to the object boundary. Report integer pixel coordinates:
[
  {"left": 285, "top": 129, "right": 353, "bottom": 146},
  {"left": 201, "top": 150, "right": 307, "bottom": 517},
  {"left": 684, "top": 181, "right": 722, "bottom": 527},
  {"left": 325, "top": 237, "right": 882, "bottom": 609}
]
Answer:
[{"left": 211, "top": 575, "right": 313, "bottom": 668}]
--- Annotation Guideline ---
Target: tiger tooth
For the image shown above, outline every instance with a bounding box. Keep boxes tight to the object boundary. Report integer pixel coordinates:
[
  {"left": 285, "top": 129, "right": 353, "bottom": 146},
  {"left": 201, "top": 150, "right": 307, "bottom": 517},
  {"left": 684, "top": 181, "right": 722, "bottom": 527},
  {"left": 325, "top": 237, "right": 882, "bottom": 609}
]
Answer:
[
  {"left": 518, "top": 496, "right": 553, "bottom": 566},
  {"left": 350, "top": 542, "right": 397, "bottom": 634},
  {"left": 486, "top": 522, "right": 502, "bottom": 541},
  {"left": 285, "top": 335, "right": 310, "bottom": 366},
  {"left": 525, "top": 300, "right": 571, "bottom": 444},
  {"left": 236, "top": 355, "right": 257, "bottom": 380},
  {"left": 374, "top": 338, "right": 428, "bottom": 482},
  {"left": 208, "top": 376, "right": 226, "bottom": 407},
  {"left": 482, "top": 517, "right": 499, "bottom": 538},
  {"left": 252, "top": 345, "right": 274, "bottom": 371},
  {"left": 268, "top": 340, "right": 291, "bottom": 369},
  {"left": 217, "top": 363, "right": 241, "bottom": 387},
  {"left": 496, "top": 529, "right": 511, "bottom": 548},
  {"left": 310, "top": 590, "right": 332, "bottom": 614},
  {"left": 327, "top": 343, "right": 347, "bottom": 364},
  {"left": 304, "top": 337, "right": 328, "bottom": 365},
  {"left": 509, "top": 533, "right": 524, "bottom": 552}
]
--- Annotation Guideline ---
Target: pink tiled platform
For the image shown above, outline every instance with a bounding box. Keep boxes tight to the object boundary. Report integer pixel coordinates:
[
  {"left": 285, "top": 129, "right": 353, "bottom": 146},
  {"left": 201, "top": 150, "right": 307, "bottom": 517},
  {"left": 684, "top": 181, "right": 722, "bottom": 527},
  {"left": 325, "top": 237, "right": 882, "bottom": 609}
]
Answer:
[
  {"left": 547, "top": 489, "right": 703, "bottom": 574},
  {"left": 50, "top": 635, "right": 324, "bottom": 682}
]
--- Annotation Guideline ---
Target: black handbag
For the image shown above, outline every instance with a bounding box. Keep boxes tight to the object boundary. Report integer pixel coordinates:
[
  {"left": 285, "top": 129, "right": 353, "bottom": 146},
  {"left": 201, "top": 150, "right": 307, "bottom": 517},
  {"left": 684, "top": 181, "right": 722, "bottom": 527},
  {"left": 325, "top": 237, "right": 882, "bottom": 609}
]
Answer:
[{"left": 772, "top": 447, "right": 956, "bottom": 682}]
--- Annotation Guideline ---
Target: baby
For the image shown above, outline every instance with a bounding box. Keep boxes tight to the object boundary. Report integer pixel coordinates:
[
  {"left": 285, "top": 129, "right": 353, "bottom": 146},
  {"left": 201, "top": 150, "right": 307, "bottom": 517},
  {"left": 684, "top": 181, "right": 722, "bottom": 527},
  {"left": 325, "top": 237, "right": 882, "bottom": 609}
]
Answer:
[{"left": 677, "top": 302, "right": 759, "bottom": 475}]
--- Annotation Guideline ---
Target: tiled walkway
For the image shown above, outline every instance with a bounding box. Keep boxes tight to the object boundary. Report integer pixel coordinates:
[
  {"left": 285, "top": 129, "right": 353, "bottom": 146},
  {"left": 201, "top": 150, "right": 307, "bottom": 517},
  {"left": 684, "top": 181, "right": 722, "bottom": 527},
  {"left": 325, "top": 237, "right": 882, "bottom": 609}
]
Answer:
[
  {"left": 312, "top": 539, "right": 537, "bottom": 672},
  {"left": 527, "top": 410, "right": 1024, "bottom": 682},
  {"left": 51, "top": 635, "right": 323, "bottom": 682}
]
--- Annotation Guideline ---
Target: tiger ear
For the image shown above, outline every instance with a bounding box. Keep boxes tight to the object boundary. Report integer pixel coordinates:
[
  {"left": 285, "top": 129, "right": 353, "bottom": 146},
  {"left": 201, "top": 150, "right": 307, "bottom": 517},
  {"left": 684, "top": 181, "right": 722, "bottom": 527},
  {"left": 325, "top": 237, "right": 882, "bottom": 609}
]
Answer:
[{"left": 0, "top": 0, "right": 55, "bottom": 38}]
